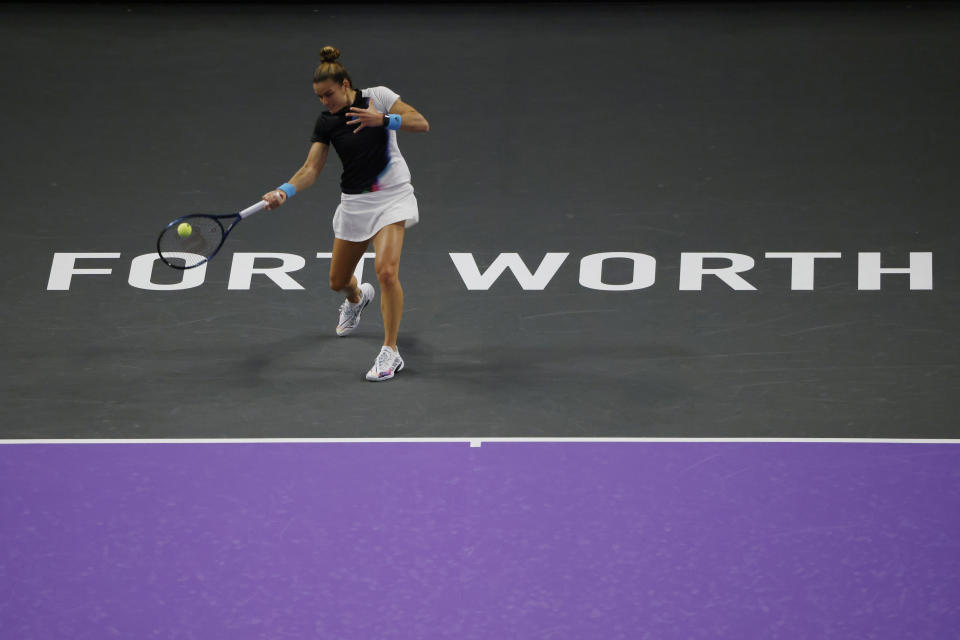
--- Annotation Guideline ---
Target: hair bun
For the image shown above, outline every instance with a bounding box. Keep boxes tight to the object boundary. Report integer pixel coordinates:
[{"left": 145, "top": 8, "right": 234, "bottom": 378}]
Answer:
[{"left": 319, "top": 46, "right": 341, "bottom": 63}]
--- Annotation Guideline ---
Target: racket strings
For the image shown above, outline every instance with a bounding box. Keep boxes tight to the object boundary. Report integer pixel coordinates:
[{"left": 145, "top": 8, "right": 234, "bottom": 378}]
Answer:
[{"left": 158, "top": 217, "right": 224, "bottom": 268}]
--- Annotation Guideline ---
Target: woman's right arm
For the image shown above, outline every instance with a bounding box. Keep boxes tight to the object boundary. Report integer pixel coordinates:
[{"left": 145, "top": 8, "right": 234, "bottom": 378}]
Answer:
[{"left": 262, "top": 141, "right": 330, "bottom": 209}]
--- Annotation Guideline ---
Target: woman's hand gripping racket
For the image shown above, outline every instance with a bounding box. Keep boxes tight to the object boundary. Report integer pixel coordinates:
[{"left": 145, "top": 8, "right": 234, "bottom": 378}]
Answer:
[{"left": 156, "top": 199, "right": 272, "bottom": 270}]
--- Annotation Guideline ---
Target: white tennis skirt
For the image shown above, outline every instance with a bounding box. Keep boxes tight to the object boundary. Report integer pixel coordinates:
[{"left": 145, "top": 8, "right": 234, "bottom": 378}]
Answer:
[{"left": 332, "top": 181, "right": 419, "bottom": 242}]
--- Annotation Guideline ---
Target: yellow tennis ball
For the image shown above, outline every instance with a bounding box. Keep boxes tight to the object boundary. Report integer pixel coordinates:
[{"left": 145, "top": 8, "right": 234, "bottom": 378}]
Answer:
[{"left": 177, "top": 222, "right": 192, "bottom": 238}]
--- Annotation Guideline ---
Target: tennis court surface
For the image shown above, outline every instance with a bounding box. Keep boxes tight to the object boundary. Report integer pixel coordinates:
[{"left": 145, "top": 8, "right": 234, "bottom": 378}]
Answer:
[{"left": 2, "top": 2, "right": 958, "bottom": 638}]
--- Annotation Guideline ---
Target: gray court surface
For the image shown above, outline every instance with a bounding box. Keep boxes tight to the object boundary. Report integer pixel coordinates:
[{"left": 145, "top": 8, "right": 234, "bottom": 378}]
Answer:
[{"left": 1, "top": 2, "right": 958, "bottom": 438}]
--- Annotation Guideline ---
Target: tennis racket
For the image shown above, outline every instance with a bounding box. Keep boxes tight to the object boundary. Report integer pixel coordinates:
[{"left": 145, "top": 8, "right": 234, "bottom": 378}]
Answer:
[{"left": 156, "top": 200, "right": 269, "bottom": 270}]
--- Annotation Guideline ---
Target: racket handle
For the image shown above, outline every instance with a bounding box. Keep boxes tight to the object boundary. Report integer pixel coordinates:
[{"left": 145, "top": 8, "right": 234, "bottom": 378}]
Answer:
[{"left": 239, "top": 200, "right": 269, "bottom": 219}]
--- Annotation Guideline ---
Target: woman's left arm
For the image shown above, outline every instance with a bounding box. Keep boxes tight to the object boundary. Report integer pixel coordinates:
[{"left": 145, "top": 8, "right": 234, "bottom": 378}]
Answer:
[
  {"left": 388, "top": 99, "right": 430, "bottom": 133},
  {"left": 348, "top": 98, "right": 430, "bottom": 133}
]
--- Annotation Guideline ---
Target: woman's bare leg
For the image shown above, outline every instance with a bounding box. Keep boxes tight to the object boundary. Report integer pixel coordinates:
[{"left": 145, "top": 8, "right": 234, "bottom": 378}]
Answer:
[
  {"left": 329, "top": 237, "right": 370, "bottom": 302},
  {"left": 371, "top": 221, "right": 406, "bottom": 350}
]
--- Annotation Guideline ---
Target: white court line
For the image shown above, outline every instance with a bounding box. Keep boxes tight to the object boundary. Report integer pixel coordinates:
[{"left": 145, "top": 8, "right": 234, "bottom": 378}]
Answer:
[{"left": 1, "top": 438, "right": 959, "bottom": 445}]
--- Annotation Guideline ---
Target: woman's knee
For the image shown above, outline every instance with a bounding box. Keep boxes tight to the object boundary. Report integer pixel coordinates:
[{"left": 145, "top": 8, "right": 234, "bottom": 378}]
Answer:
[
  {"left": 376, "top": 263, "right": 400, "bottom": 287},
  {"left": 329, "top": 273, "right": 352, "bottom": 292}
]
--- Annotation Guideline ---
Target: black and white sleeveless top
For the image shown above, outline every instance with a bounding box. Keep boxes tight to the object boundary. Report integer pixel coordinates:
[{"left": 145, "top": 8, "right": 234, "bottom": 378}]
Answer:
[{"left": 310, "top": 86, "right": 412, "bottom": 194}]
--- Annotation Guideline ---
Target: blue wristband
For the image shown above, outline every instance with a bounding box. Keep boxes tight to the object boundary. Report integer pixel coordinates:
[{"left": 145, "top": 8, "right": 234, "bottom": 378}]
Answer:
[
  {"left": 385, "top": 114, "right": 402, "bottom": 131},
  {"left": 277, "top": 182, "right": 296, "bottom": 198}
]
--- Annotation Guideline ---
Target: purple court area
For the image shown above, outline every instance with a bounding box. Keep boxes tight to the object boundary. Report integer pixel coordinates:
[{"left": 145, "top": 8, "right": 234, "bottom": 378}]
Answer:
[{"left": 2, "top": 442, "right": 959, "bottom": 639}]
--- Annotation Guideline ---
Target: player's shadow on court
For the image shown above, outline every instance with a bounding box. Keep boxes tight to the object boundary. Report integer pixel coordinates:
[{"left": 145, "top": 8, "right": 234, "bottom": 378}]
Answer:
[{"left": 232, "top": 331, "right": 695, "bottom": 400}]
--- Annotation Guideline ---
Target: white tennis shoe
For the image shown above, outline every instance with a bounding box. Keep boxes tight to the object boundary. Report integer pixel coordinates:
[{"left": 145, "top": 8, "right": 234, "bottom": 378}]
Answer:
[
  {"left": 366, "top": 345, "right": 404, "bottom": 381},
  {"left": 336, "top": 283, "right": 375, "bottom": 336}
]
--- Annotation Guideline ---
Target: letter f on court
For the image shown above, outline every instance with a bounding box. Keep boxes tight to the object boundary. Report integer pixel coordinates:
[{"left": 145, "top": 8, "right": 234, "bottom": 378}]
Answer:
[{"left": 47, "top": 253, "right": 120, "bottom": 290}]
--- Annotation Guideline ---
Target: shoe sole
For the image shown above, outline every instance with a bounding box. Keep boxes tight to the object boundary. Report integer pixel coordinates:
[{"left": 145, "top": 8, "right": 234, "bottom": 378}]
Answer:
[
  {"left": 336, "top": 289, "right": 373, "bottom": 336},
  {"left": 366, "top": 358, "right": 404, "bottom": 382}
]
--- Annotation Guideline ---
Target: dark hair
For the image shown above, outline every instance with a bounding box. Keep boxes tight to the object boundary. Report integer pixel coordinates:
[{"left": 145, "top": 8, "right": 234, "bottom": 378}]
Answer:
[{"left": 313, "top": 46, "right": 354, "bottom": 88}]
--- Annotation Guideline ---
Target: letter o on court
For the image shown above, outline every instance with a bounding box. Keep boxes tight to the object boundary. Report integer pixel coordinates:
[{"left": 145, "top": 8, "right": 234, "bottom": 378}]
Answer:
[
  {"left": 579, "top": 252, "right": 656, "bottom": 291},
  {"left": 128, "top": 253, "right": 207, "bottom": 290}
]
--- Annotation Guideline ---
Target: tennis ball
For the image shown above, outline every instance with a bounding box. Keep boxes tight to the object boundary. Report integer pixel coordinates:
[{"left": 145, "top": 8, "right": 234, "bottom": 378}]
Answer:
[{"left": 177, "top": 222, "right": 192, "bottom": 238}]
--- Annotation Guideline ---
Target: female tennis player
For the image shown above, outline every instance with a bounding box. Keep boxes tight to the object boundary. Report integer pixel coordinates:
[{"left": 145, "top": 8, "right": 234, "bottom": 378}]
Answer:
[{"left": 260, "top": 46, "right": 429, "bottom": 381}]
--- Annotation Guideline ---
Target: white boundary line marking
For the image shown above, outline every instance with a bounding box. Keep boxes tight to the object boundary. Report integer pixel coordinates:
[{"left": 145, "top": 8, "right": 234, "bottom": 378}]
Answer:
[{"left": 1, "top": 438, "right": 959, "bottom": 445}]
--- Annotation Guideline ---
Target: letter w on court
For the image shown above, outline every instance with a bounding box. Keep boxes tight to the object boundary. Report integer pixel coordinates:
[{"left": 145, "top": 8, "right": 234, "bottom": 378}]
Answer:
[{"left": 449, "top": 253, "right": 569, "bottom": 290}]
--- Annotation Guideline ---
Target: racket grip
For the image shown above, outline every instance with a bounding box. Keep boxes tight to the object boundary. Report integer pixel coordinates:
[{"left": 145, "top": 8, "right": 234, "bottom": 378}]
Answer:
[{"left": 239, "top": 200, "right": 269, "bottom": 219}]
